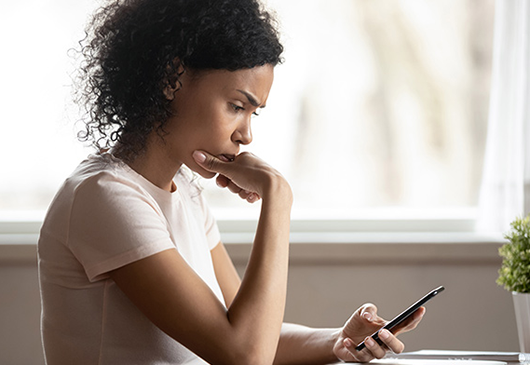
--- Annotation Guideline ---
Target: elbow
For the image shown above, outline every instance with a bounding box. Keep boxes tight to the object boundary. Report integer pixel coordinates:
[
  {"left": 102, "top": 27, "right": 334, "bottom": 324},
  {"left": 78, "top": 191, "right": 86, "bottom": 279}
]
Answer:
[
  {"left": 227, "top": 353, "right": 273, "bottom": 365},
  {"left": 202, "top": 323, "right": 279, "bottom": 365},
  {"left": 220, "top": 342, "right": 276, "bottom": 365}
]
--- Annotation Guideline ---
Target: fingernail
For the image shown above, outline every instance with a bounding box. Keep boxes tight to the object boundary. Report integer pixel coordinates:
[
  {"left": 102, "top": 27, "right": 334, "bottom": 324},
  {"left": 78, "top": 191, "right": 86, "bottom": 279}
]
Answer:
[
  {"left": 366, "top": 337, "right": 375, "bottom": 347},
  {"left": 344, "top": 338, "right": 353, "bottom": 348},
  {"left": 379, "top": 329, "right": 390, "bottom": 340},
  {"left": 363, "top": 313, "right": 372, "bottom": 321},
  {"left": 193, "top": 151, "right": 206, "bottom": 163}
]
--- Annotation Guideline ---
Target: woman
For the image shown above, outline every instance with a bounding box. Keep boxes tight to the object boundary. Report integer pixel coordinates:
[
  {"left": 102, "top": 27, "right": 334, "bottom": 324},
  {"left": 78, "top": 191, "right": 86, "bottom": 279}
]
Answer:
[{"left": 38, "top": 0, "right": 424, "bottom": 364}]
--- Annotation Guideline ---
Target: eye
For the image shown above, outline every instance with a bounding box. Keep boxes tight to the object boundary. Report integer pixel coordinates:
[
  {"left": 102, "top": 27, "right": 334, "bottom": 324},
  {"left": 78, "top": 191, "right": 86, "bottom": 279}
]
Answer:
[
  {"left": 230, "top": 103, "right": 244, "bottom": 112},
  {"left": 230, "top": 103, "right": 261, "bottom": 117}
]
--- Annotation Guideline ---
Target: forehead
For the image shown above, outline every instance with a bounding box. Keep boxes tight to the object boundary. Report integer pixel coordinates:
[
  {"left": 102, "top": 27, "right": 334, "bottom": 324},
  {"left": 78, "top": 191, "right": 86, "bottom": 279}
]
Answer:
[{"left": 189, "top": 65, "right": 274, "bottom": 103}]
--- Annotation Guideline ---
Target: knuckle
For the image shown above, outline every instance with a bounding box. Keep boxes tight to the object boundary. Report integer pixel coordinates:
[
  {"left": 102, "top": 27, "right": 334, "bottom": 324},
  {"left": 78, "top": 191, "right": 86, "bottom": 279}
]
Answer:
[
  {"left": 358, "top": 353, "right": 373, "bottom": 362},
  {"left": 206, "top": 156, "right": 218, "bottom": 170},
  {"left": 360, "top": 303, "right": 377, "bottom": 315},
  {"left": 228, "top": 182, "right": 241, "bottom": 194}
]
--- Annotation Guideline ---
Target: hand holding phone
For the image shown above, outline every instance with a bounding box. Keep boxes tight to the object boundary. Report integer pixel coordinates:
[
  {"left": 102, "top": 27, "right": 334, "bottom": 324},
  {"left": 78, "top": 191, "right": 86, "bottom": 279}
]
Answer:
[{"left": 355, "top": 286, "right": 445, "bottom": 352}]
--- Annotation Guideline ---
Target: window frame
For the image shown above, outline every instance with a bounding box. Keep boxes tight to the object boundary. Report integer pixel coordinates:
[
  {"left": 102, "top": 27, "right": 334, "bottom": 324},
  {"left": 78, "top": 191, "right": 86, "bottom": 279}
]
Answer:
[
  {"left": 0, "top": 0, "right": 501, "bottom": 248},
  {"left": 0, "top": 208, "right": 505, "bottom": 248}
]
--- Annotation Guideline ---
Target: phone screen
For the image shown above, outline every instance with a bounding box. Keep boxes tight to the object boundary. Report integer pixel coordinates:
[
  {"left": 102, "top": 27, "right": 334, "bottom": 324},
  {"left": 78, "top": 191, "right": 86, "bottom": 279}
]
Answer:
[{"left": 355, "top": 286, "right": 445, "bottom": 352}]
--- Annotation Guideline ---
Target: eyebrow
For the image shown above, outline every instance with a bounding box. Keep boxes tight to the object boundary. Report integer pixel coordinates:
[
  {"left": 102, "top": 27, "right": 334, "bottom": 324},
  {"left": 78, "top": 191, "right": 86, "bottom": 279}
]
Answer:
[{"left": 236, "top": 89, "right": 265, "bottom": 108}]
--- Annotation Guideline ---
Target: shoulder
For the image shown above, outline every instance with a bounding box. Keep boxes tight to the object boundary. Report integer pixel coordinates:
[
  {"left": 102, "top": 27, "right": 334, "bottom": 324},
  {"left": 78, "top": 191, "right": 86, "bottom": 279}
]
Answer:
[
  {"left": 40, "top": 153, "right": 163, "bottom": 248},
  {"left": 46, "top": 153, "right": 155, "bottom": 221},
  {"left": 71, "top": 153, "right": 148, "bottom": 196}
]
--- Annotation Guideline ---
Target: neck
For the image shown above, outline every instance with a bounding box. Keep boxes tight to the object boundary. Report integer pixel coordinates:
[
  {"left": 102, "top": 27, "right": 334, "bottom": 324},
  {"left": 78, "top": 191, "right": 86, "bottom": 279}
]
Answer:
[{"left": 114, "top": 141, "right": 182, "bottom": 192}]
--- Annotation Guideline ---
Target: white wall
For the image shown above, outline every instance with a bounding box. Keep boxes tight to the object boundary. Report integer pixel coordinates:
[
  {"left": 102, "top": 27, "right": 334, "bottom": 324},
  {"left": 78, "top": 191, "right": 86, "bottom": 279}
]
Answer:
[
  {"left": 0, "top": 239, "right": 517, "bottom": 365},
  {"left": 228, "top": 240, "right": 517, "bottom": 352},
  {"left": 0, "top": 257, "right": 43, "bottom": 365}
]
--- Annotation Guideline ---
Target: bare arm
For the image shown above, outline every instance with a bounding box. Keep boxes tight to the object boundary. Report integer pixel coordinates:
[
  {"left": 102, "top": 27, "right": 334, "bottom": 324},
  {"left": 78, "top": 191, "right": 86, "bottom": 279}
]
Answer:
[
  {"left": 275, "top": 324, "right": 339, "bottom": 365},
  {"left": 212, "top": 244, "right": 339, "bottom": 364},
  {"left": 212, "top": 230, "right": 426, "bottom": 364},
  {"left": 273, "top": 307, "right": 424, "bottom": 365},
  {"left": 110, "top": 151, "right": 292, "bottom": 365}
]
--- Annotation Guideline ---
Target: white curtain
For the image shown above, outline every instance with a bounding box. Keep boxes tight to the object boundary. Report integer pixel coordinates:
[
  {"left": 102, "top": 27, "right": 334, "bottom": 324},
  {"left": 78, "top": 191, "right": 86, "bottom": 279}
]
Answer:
[{"left": 477, "top": 0, "right": 530, "bottom": 232}]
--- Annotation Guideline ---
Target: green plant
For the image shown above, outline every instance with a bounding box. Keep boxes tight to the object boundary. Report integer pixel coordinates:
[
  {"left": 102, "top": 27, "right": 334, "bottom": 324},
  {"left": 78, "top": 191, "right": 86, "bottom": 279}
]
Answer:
[{"left": 497, "top": 215, "right": 530, "bottom": 293}]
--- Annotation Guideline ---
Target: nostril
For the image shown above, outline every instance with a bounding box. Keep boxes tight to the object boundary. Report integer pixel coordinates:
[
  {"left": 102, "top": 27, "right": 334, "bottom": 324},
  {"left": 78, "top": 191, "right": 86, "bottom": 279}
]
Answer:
[
  {"left": 235, "top": 135, "right": 252, "bottom": 146},
  {"left": 232, "top": 125, "right": 252, "bottom": 145}
]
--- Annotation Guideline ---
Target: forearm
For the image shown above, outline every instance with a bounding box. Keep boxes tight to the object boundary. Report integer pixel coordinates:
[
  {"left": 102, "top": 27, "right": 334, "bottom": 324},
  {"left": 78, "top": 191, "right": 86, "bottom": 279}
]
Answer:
[
  {"left": 274, "top": 323, "right": 340, "bottom": 365},
  {"left": 227, "top": 181, "right": 292, "bottom": 362}
]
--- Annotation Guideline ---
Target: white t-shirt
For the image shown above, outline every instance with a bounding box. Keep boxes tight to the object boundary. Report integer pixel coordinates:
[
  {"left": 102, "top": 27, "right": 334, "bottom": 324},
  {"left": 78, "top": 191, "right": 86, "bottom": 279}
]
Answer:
[{"left": 38, "top": 152, "right": 223, "bottom": 365}]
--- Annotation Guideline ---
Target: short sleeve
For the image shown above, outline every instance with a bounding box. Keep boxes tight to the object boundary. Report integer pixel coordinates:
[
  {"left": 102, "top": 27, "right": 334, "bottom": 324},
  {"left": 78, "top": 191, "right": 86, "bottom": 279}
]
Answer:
[{"left": 68, "top": 172, "right": 176, "bottom": 282}]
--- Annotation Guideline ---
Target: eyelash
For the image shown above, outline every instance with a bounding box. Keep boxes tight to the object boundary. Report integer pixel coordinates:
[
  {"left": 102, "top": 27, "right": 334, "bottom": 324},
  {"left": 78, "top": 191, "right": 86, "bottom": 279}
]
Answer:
[{"left": 231, "top": 103, "right": 260, "bottom": 117}]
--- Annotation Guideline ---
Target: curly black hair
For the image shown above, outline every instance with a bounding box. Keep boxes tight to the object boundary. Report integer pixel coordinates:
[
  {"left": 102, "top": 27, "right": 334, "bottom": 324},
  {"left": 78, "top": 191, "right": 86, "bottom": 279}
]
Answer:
[{"left": 76, "top": 0, "right": 283, "bottom": 160}]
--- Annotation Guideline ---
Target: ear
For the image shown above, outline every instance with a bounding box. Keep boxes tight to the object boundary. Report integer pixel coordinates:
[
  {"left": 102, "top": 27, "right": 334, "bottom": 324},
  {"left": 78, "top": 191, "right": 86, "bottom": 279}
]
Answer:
[
  {"left": 163, "top": 82, "right": 179, "bottom": 101},
  {"left": 163, "top": 59, "right": 185, "bottom": 101}
]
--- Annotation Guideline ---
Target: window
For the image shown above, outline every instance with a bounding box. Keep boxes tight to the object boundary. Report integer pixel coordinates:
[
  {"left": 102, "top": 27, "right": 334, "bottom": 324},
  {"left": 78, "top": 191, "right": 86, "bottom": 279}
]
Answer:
[
  {"left": 0, "top": 0, "right": 95, "bottom": 213},
  {"left": 0, "top": 0, "right": 495, "bottom": 232},
  {"left": 204, "top": 0, "right": 495, "bottom": 224}
]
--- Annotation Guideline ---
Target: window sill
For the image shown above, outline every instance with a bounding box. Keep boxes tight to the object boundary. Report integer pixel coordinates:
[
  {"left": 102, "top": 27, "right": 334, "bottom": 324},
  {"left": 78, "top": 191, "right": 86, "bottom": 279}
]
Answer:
[
  {"left": 0, "top": 209, "right": 505, "bottom": 264},
  {"left": 0, "top": 231, "right": 505, "bottom": 264}
]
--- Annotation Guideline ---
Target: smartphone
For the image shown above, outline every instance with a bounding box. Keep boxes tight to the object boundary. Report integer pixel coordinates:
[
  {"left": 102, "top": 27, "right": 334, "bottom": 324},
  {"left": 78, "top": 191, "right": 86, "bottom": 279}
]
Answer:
[{"left": 355, "top": 285, "right": 445, "bottom": 352}]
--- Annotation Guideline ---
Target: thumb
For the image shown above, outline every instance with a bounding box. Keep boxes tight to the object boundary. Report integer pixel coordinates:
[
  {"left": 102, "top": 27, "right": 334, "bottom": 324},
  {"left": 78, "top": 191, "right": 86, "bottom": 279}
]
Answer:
[
  {"left": 192, "top": 150, "right": 228, "bottom": 174},
  {"left": 359, "top": 304, "right": 378, "bottom": 322}
]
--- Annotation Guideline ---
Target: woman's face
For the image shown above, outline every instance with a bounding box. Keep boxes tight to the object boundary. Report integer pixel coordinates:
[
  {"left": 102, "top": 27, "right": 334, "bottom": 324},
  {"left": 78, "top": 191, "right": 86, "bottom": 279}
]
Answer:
[{"left": 162, "top": 65, "right": 274, "bottom": 179}]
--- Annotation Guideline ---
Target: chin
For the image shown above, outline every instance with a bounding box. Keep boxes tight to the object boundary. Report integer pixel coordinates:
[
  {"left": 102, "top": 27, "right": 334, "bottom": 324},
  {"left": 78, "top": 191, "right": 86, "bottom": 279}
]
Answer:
[
  {"left": 197, "top": 170, "right": 217, "bottom": 179},
  {"left": 187, "top": 163, "right": 216, "bottom": 179}
]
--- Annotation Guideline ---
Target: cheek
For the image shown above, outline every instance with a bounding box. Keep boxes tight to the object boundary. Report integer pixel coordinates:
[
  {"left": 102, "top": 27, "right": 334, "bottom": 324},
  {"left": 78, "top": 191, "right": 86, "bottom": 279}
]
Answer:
[
  {"left": 177, "top": 102, "right": 235, "bottom": 152},
  {"left": 206, "top": 111, "right": 237, "bottom": 140}
]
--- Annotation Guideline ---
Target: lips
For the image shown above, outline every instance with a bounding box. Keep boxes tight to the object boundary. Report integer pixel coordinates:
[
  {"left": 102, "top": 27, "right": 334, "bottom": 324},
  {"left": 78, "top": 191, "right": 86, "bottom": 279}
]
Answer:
[{"left": 219, "top": 154, "right": 235, "bottom": 162}]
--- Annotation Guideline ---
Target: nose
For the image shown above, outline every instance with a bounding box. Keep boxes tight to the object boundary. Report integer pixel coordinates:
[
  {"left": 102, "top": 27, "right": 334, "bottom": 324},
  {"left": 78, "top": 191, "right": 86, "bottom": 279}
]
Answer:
[{"left": 233, "top": 118, "right": 253, "bottom": 145}]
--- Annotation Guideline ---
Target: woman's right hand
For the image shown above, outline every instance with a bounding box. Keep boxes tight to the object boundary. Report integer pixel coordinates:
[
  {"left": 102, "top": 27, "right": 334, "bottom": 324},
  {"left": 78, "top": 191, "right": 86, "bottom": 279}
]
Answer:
[{"left": 192, "top": 150, "right": 292, "bottom": 204}]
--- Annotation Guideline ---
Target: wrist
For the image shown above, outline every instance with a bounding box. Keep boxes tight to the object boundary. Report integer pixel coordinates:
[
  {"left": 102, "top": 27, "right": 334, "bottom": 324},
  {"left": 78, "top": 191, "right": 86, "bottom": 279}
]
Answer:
[
  {"left": 260, "top": 174, "right": 293, "bottom": 205},
  {"left": 329, "top": 329, "right": 342, "bottom": 362}
]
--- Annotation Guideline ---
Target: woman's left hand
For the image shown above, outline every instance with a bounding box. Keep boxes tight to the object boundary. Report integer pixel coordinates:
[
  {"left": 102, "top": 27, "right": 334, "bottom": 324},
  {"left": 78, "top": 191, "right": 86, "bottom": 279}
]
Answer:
[{"left": 333, "top": 303, "right": 425, "bottom": 363}]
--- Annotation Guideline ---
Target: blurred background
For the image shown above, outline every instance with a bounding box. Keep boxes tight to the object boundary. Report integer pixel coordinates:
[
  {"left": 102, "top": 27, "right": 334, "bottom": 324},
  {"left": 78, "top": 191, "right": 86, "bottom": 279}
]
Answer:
[
  {"left": 2, "top": 2, "right": 514, "bottom": 365},
  {"left": 0, "top": 0, "right": 495, "bottom": 221}
]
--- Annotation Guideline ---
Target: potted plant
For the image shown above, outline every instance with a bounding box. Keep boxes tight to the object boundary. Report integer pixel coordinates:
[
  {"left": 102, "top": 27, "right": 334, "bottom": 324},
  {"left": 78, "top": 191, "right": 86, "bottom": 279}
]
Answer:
[{"left": 497, "top": 215, "right": 530, "bottom": 352}]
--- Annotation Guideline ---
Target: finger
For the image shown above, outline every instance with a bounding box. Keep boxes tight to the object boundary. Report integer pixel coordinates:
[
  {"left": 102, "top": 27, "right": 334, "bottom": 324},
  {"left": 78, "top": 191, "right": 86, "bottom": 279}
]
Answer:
[
  {"left": 239, "top": 190, "right": 261, "bottom": 203},
  {"left": 246, "top": 192, "right": 261, "bottom": 203},
  {"left": 238, "top": 189, "right": 252, "bottom": 200},
  {"left": 363, "top": 336, "right": 387, "bottom": 360},
  {"left": 216, "top": 174, "right": 230, "bottom": 188},
  {"left": 226, "top": 180, "right": 244, "bottom": 195},
  {"left": 342, "top": 338, "right": 372, "bottom": 363},
  {"left": 360, "top": 303, "right": 376, "bottom": 321},
  {"left": 393, "top": 307, "right": 426, "bottom": 335},
  {"left": 352, "top": 351, "right": 373, "bottom": 363},
  {"left": 378, "top": 329, "right": 405, "bottom": 354},
  {"left": 193, "top": 150, "right": 228, "bottom": 174},
  {"left": 215, "top": 174, "right": 260, "bottom": 203},
  {"left": 335, "top": 338, "right": 358, "bottom": 362},
  {"left": 359, "top": 303, "right": 382, "bottom": 324},
  {"left": 216, "top": 175, "right": 250, "bottom": 197}
]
